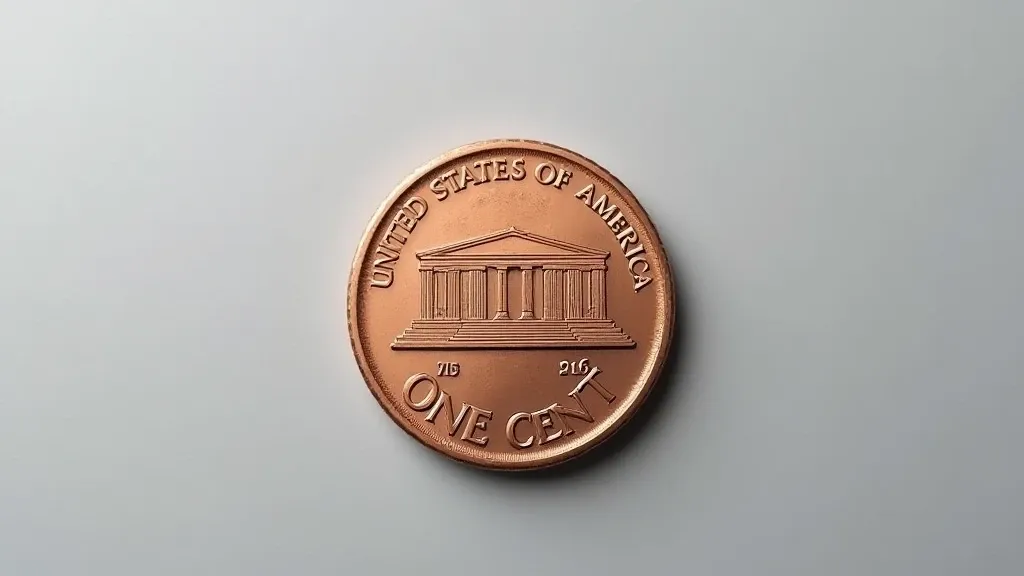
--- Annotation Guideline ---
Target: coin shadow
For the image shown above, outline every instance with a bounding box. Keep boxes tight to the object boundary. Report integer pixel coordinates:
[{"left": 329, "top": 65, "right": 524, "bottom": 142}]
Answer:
[{"left": 446, "top": 248, "right": 694, "bottom": 482}]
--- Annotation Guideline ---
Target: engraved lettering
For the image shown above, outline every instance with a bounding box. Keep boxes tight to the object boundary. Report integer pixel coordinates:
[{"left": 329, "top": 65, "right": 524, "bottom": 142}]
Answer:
[
  {"left": 574, "top": 184, "right": 594, "bottom": 204},
  {"left": 473, "top": 160, "right": 492, "bottom": 183},
  {"left": 382, "top": 228, "right": 407, "bottom": 249},
  {"left": 370, "top": 226, "right": 405, "bottom": 287},
  {"left": 370, "top": 269, "right": 393, "bottom": 288},
  {"left": 531, "top": 407, "right": 563, "bottom": 445},
  {"left": 607, "top": 211, "right": 628, "bottom": 234},
  {"left": 535, "top": 163, "right": 572, "bottom": 189},
  {"left": 425, "top": 391, "right": 471, "bottom": 435},
  {"left": 370, "top": 196, "right": 428, "bottom": 289},
  {"left": 630, "top": 255, "right": 653, "bottom": 291},
  {"left": 553, "top": 168, "right": 572, "bottom": 189},
  {"left": 507, "top": 366, "right": 617, "bottom": 449},
  {"left": 510, "top": 158, "right": 527, "bottom": 180},
  {"left": 376, "top": 242, "right": 399, "bottom": 264},
  {"left": 571, "top": 186, "right": 655, "bottom": 292},
  {"left": 440, "top": 169, "right": 458, "bottom": 194},
  {"left": 591, "top": 194, "right": 618, "bottom": 221},
  {"left": 624, "top": 242, "right": 645, "bottom": 258},
  {"left": 569, "top": 366, "right": 616, "bottom": 401},
  {"left": 629, "top": 256, "right": 650, "bottom": 276},
  {"left": 394, "top": 210, "right": 417, "bottom": 233},
  {"left": 380, "top": 227, "right": 407, "bottom": 253},
  {"left": 493, "top": 158, "right": 510, "bottom": 181},
  {"left": 371, "top": 251, "right": 398, "bottom": 286},
  {"left": 403, "top": 373, "right": 439, "bottom": 410},
  {"left": 553, "top": 366, "right": 616, "bottom": 434},
  {"left": 616, "top": 226, "right": 638, "bottom": 250},
  {"left": 461, "top": 405, "right": 493, "bottom": 446},
  {"left": 551, "top": 394, "right": 594, "bottom": 432},
  {"left": 404, "top": 373, "right": 493, "bottom": 445},
  {"left": 534, "top": 162, "right": 557, "bottom": 185},
  {"left": 429, "top": 177, "right": 448, "bottom": 200},
  {"left": 506, "top": 413, "right": 534, "bottom": 448},
  {"left": 456, "top": 165, "right": 477, "bottom": 190},
  {"left": 403, "top": 196, "right": 428, "bottom": 218},
  {"left": 372, "top": 246, "right": 398, "bottom": 269},
  {"left": 375, "top": 243, "right": 400, "bottom": 261}
]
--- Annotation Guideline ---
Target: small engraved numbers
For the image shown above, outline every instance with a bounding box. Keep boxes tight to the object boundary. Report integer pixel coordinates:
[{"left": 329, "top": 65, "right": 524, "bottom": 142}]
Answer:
[
  {"left": 558, "top": 358, "right": 590, "bottom": 376},
  {"left": 437, "top": 361, "right": 460, "bottom": 377}
]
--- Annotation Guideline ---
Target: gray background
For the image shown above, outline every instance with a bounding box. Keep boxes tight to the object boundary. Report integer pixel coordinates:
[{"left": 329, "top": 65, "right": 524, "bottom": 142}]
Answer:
[{"left": 2, "top": 1, "right": 1022, "bottom": 574}]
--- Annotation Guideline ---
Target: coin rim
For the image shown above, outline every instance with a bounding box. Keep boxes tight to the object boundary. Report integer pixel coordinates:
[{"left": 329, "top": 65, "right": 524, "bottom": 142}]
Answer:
[{"left": 347, "top": 139, "right": 676, "bottom": 471}]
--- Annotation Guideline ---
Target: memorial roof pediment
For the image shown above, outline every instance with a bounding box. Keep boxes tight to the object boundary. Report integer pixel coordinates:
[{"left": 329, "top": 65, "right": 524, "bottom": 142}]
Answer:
[{"left": 418, "top": 228, "right": 607, "bottom": 260}]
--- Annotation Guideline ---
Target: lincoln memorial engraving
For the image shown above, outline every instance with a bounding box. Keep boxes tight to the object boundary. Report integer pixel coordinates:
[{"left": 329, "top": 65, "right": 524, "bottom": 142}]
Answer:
[{"left": 391, "top": 228, "right": 635, "bottom": 349}]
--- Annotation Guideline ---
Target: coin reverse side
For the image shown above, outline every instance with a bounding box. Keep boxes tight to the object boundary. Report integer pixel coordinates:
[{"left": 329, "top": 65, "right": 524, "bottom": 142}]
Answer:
[{"left": 348, "top": 140, "right": 674, "bottom": 470}]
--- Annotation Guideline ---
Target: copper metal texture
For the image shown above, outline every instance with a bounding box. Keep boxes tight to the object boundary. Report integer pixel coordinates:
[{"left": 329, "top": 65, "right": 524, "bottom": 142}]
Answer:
[{"left": 348, "top": 140, "right": 674, "bottom": 471}]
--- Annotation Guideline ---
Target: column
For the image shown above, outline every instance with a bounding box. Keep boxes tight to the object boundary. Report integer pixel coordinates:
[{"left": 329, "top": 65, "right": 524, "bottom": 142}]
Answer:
[
  {"left": 519, "top": 266, "right": 535, "bottom": 320},
  {"left": 565, "top": 268, "right": 583, "bottom": 319},
  {"left": 542, "top": 268, "right": 564, "bottom": 320},
  {"left": 446, "top": 270, "right": 461, "bottom": 319},
  {"left": 434, "top": 271, "right": 447, "bottom": 319},
  {"left": 420, "top": 269, "right": 434, "bottom": 319},
  {"left": 493, "top": 267, "right": 509, "bottom": 320},
  {"left": 582, "top": 269, "right": 593, "bottom": 318},
  {"left": 590, "top": 268, "right": 606, "bottom": 319},
  {"left": 474, "top": 268, "right": 487, "bottom": 319},
  {"left": 460, "top": 268, "right": 487, "bottom": 320},
  {"left": 460, "top": 270, "right": 472, "bottom": 319}
]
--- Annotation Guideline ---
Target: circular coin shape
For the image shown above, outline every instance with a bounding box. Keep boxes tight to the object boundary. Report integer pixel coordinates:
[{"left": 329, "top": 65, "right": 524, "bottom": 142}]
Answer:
[{"left": 348, "top": 139, "right": 674, "bottom": 470}]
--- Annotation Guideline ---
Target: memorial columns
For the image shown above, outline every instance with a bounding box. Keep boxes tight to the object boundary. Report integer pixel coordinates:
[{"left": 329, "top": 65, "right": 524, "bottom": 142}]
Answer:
[
  {"left": 520, "top": 266, "right": 535, "bottom": 320},
  {"left": 461, "top": 267, "right": 487, "bottom": 320},
  {"left": 418, "top": 262, "right": 607, "bottom": 323},
  {"left": 493, "top": 267, "right": 510, "bottom": 320},
  {"left": 565, "top": 268, "right": 583, "bottom": 319},
  {"left": 420, "top": 269, "right": 434, "bottom": 319},
  {"left": 590, "top": 268, "right": 606, "bottom": 319},
  {"left": 542, "top": 268, "right": 564, "bottom": 320}
]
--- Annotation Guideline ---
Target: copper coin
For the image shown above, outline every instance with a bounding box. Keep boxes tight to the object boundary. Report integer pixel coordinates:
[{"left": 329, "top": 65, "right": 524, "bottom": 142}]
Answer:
[{"left": 347, "top": 139, "right": 675, "bottom": 470}]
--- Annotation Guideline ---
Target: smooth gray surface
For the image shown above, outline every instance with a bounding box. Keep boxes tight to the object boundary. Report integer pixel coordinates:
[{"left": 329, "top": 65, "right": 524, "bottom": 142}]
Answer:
[{"left": 2, "top": 1, "right": 1023, "bottom": 574}]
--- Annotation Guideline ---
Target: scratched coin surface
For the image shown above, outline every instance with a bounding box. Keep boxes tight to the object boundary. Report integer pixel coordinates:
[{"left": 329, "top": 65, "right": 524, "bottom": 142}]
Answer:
[{"left": 348, "top": 139, "right": 675, "bottom": 470}]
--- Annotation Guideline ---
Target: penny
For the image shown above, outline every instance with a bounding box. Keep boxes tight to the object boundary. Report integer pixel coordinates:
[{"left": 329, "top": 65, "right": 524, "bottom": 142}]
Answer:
[{"left": 347, "top": 139, "right": 675, "bottom": 470}]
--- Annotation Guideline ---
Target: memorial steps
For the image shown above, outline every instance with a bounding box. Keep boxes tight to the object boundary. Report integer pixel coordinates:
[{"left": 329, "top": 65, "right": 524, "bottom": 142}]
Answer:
[{"left": 391, "top": 319, "right": 634, "bottom": 349}]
